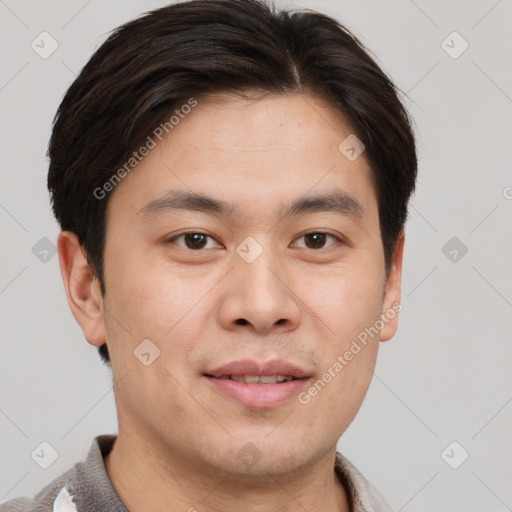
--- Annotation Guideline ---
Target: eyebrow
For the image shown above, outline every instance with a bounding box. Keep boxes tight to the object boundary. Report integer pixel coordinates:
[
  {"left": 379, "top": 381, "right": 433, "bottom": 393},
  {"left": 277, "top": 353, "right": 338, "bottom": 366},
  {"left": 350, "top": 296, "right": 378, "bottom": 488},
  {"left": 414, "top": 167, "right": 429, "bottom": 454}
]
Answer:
[{"left": 137, "top": 189, "right": 365, "bottom": 221}]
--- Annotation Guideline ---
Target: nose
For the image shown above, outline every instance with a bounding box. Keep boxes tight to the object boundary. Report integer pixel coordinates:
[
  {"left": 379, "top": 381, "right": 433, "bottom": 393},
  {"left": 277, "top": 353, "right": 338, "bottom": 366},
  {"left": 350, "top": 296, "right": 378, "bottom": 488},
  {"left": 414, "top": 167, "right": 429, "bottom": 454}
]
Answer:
[{"left": 217, "top": 241, "right": 302, "bottom": 335}]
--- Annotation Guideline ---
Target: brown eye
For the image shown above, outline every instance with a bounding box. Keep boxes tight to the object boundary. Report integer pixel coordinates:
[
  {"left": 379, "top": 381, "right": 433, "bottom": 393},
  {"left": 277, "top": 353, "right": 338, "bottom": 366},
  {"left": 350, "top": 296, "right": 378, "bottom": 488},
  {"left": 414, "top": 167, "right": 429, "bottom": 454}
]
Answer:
[
  {"left": 304, "top": 233, "right": 327, "bottom": 249},
  {"left": 293, "top": 232, "right": 340, "bottom": 250},
  {"left": 167, "top": 232, "right": 220, "bottom": 250},
  {"left": 184, "top": 233, "right": 208, "bottom": 249}
]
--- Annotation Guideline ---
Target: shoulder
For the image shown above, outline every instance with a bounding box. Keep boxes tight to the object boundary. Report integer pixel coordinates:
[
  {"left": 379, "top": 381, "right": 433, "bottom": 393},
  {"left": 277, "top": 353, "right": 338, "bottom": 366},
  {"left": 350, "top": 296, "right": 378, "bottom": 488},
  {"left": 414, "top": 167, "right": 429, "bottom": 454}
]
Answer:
[
  {"left": 1, "top": 435, "right": 117, "bottom": 512},
  {"left": 1, "top": 471, "right": 78, "bottom": 512}
]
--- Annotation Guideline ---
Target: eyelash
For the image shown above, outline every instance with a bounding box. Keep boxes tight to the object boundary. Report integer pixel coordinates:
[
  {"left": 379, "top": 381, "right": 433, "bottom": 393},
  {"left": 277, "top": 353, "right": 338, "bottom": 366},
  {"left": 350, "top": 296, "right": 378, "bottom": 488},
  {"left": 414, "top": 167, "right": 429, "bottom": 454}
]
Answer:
[{"left": 165, "top": 231, "right": 344, "bottom": 251}]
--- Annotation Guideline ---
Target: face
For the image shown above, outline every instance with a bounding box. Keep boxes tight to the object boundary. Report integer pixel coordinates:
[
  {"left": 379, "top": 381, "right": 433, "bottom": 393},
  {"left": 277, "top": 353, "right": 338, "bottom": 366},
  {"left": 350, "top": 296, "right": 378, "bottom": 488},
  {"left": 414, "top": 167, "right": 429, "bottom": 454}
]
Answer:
[{"left": 62, "top": 92, "right": 404, "bottom": 476}]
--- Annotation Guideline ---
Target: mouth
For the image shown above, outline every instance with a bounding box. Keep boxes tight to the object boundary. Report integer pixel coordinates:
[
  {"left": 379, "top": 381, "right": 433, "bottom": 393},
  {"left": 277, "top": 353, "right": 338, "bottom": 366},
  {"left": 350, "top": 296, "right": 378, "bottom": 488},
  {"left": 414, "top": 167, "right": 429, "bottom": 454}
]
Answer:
[
  {"left": 203, "top": 359, "right": 312, "bottom": 408},
  {"left": 206, "top": 374, "right": 300, "bottom": 384}
]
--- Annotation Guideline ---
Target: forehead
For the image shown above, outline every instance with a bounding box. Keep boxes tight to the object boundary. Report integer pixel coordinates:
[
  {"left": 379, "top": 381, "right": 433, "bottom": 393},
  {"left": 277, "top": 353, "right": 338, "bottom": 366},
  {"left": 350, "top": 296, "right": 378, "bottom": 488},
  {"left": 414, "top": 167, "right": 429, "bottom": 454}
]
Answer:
[{"left": 106, "top": 92, "right": 378, "bottom": 227}]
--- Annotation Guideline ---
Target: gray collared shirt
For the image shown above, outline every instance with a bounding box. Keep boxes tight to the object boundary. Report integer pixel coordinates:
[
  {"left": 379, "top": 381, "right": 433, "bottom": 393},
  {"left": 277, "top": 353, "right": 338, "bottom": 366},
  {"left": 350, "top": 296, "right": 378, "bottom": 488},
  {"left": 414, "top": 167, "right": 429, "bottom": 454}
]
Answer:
[{"left": 1, "top": 435, "right": 395, "bottom": 512}]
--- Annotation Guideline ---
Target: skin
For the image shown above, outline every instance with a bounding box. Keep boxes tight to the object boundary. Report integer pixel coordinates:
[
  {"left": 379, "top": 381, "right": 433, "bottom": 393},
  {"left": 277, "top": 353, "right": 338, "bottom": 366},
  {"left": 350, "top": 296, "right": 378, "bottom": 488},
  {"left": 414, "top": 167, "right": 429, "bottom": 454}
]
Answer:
[{"left": 58, "top": 91, "right": 404, "bottom": 512}]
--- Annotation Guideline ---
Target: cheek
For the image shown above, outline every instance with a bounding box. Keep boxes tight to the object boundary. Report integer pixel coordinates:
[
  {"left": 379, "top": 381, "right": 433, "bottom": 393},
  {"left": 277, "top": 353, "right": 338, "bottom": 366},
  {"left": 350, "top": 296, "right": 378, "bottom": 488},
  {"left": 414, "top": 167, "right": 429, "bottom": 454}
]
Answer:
[
  {"left": 102, "top": 254, "right": 214, "bottom": 380},
  {"left": 297, "top": 260, "right": 383, "bottom": 404},
  {"left": 104, "top": 249, "right": 203, "bottom": 336},
  {"left": 303, "top": 262, "right": 384, "bottom": 340}
]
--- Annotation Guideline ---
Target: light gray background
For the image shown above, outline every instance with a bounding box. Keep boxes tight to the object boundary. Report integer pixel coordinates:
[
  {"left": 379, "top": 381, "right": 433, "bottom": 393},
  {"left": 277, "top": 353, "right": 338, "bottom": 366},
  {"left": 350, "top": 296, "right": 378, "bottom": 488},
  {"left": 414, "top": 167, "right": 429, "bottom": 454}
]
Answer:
[{"left": 1, "top": 1, "right": 511, "bottom": 510}]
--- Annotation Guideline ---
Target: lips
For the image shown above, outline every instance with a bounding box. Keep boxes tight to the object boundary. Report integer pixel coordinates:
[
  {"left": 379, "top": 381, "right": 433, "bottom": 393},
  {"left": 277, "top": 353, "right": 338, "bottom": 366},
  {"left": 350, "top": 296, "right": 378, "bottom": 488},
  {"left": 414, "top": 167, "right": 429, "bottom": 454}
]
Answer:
[
  {"left": 227, "top": 375, "right": 294, "bottom": 384},
  {"left": 204, "top": 359, "right": 310, "bottom": 380},
  {"left": 204, "top": 359, "right": 312, "bottom": 408}
]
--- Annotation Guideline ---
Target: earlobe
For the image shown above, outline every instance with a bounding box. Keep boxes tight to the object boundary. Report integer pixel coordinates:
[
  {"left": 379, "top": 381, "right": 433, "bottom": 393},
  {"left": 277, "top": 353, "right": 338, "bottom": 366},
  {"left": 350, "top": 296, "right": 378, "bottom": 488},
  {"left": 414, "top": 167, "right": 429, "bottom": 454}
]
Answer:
[
  {"left": 379, "top": 231, "right": 405, "bottom": 342},
  {"left": 57, "top": 231, "right": 106, "bottom": 347}
]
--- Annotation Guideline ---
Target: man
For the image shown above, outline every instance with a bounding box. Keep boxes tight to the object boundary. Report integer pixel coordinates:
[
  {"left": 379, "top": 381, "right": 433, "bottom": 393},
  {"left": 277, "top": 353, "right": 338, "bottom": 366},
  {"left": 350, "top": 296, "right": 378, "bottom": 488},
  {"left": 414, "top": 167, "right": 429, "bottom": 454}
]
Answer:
[{"left": 2, "top": 0, "right": 416, "bottom": 510}]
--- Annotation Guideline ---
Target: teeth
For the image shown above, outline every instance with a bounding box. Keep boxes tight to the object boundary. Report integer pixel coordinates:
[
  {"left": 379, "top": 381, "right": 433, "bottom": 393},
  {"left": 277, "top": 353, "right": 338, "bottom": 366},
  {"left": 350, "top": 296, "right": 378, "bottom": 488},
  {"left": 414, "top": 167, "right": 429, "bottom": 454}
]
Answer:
[
  {"left": 232, "top": 375, "right": 260, "bottom": 384},
  {"left": 227, "top": 375, "right": 294, "bottom": 384}
]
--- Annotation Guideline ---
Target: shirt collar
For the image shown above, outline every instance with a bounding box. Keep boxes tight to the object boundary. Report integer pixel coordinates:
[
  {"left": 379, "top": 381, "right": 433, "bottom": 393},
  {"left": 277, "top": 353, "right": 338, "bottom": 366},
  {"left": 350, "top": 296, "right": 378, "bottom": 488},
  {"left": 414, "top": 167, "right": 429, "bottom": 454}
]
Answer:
[{"left": 334, "top": 452, "right": 395, "bottom": 512}]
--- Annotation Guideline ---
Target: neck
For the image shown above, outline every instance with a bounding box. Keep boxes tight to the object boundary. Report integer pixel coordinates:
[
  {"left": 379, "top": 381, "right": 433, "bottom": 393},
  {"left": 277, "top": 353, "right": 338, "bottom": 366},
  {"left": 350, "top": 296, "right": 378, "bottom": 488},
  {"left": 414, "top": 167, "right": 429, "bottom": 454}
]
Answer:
[{"left": 104, "top": 429, "right": 351, "bottom": 512}]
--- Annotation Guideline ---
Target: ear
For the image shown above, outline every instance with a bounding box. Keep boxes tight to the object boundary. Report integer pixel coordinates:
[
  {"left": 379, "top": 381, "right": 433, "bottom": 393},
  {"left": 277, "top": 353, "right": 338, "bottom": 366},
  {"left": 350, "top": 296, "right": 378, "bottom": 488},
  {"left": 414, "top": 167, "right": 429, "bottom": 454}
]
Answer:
[
  {"left": 379, "top": 230, "right": 405, "bottom": 342},
  {"left": 57, "top": 231, "right": 106, "bottom": 347}
]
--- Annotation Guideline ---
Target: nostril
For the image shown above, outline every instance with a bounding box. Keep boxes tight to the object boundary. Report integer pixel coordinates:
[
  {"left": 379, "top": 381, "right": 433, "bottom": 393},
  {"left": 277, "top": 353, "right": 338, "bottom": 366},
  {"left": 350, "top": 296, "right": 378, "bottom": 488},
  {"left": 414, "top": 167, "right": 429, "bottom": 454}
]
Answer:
[{"left": 236, "top": 318, "right": 248, "bottom": 325}]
